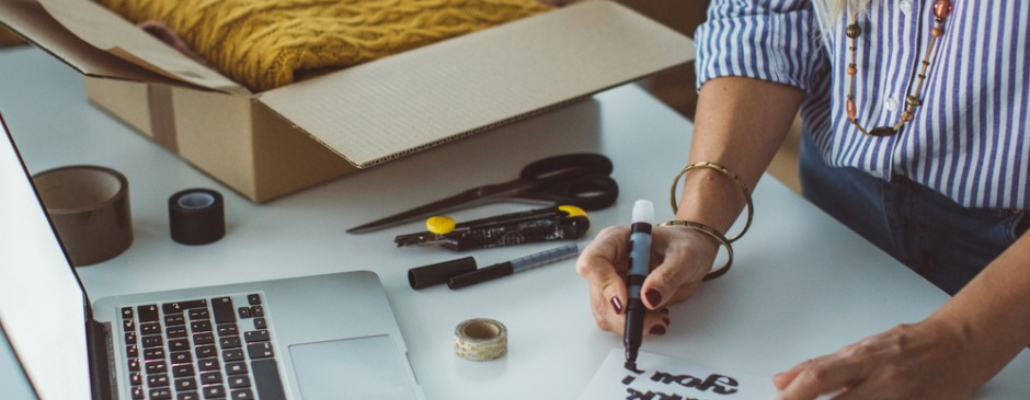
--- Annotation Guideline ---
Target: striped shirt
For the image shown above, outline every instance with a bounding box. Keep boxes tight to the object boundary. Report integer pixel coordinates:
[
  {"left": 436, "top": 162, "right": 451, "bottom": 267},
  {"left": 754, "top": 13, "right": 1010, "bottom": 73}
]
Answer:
[{"left": 695, "top": 0, "right": 1030, "bottom": 211}]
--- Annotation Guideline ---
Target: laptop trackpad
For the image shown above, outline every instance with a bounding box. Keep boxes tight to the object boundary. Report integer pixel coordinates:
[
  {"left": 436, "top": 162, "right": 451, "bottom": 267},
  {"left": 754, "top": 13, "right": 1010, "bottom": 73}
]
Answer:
[{"left": 289, "top": 335, "right": 417, "bottom": 400}]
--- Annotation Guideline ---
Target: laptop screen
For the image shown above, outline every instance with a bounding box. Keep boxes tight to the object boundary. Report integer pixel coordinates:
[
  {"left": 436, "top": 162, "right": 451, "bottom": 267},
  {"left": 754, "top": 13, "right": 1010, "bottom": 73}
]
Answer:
[{"left": 0, "top": 115, "right": 93, "bottom": 399}]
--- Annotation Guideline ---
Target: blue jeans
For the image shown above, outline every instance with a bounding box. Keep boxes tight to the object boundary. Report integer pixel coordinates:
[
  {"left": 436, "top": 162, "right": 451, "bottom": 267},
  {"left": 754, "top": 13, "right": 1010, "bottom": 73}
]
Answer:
[{"left": 799, "top": 131, "right": 1030, "bottom": 295}]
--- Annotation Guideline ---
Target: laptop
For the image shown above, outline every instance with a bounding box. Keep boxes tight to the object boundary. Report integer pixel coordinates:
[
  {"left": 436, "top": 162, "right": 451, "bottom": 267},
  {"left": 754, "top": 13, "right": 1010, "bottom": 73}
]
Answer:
[{"left": 0, "top": 113, "right": 425, "bottom": 400}]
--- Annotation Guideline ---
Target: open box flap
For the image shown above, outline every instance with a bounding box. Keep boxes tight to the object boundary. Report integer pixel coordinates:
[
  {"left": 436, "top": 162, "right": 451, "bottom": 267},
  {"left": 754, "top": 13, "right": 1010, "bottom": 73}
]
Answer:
[
  {"left": 257, "top": 0, "right": 695, "bottom": 168},
  {"left": 27, "top": 0, "right": 248, "bottom": 94},
  {"left": 0, "top": 0, "right": 168, "bottom": 85}
]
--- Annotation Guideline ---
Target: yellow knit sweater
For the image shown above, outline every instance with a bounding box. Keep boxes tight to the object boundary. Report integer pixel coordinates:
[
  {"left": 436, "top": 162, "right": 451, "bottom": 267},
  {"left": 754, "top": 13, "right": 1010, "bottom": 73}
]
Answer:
[{"left": 99, "top": 0, "right": 552, "bottom": 91}]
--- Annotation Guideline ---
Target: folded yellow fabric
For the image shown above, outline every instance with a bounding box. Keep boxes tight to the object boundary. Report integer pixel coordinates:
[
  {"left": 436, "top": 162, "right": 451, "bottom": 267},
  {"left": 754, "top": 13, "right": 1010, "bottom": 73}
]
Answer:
[{"left": 99, "top": 0, "right": 552, "bottom": 91}]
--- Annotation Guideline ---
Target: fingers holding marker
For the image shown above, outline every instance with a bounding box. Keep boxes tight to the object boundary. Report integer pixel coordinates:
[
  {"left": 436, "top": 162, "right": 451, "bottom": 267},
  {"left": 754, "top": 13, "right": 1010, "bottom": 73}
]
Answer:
[{"left": 576, "top": 227, "right": 630, "bottom": 333}]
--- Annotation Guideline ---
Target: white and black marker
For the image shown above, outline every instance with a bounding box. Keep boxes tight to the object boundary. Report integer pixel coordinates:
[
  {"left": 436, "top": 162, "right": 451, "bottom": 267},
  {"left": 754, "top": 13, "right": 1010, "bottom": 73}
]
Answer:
[
  {"left": 624, "top": 199, "right": 653, "bottom": 372},
  {"left": 169, "top": 188, "right": 225, "bottom": 245},
  {"left": 447, "top": 241, "right": 589, "bottom": 289}
]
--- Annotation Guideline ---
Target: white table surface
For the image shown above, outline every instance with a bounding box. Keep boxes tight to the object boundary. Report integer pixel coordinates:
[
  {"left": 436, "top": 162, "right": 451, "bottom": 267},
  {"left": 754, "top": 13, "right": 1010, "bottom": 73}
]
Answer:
[{"left": 1, "top": 46, "right": 1028, "bottom": 400}]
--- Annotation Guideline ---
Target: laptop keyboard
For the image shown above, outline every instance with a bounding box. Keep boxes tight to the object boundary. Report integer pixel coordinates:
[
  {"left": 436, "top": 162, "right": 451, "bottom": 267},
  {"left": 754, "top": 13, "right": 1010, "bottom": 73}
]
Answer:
[{"left": 119, "top": 293, "right": 287, "bottom": 400}]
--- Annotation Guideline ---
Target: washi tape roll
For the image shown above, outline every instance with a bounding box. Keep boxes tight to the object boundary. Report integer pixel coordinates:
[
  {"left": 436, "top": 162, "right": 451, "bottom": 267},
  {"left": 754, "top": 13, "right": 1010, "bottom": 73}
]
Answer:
[
  {"left": 32, "top": 165, "right": 133, "bottom": 266},
  {"left": 455, "top": 318, "right": 507, "bottom": 361},
  {"left": 169, "top": 188, "right": 225, "bottom": 245}
]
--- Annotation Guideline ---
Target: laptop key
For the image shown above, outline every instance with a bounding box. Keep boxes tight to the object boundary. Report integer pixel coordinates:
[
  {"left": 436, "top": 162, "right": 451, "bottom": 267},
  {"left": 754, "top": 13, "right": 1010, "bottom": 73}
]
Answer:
[
  {"left": 140, "top": 322, "right": 162, "bottom": 335},
  {"left": 130, "top": 372, "right": 142, "bottom": 386},
  {"left": 203, "top": 384, "right": 227, "bottom": 399},
  {"left": 126, "top": 344, "right": 138, "bottom": 358},
  {"left": 177, "top": 391, "right": 200, "bottom": 400},
  {"left": 198, "top": 358, "right": 221, "bottom": 371},
  {"left": 125, "top": 331, "right": 137, "bottom": 343},
  {"left": 149, "top": 388, "right": 172, "bottom": 400},
  {"left": 253, "top": 318, "right": 266, "bottom": 330},
  {"left": 128, "top": 358, "right": 140, "bottom": 372},
  {"left": 212, "top": 297, "right": 236, "bottom": 324},
  {"left": 200, "top": 371, "right": 222, "bottom": 385},
  {"left": 222, "top": 349, "right": 245, "bottom": 362},
  {"left": 225, "top": 362, "right": 248, "bottom": 376},
  {"left": 167, "top": 327, "right": 188, "bottom": 338},
  {"left": 137, "top": 305, "right": 160, "bottom": 322},
  {"left": 192, "top": 320, "right": 213, "bottom": 332},
  {"left": 142, "top": 336, "right": 163, "bottom": 348},
  {"left": 195, "top": 344, "right": 217, "bottom": 359},
  {"left": 163, "top": 299, "right": 208, "bottom": 314},
  {"left": 168, "top": 338, "right": 190, "bottom": 352},
  {"left": 247, "top": 342, "right": 274, "bottom": 359},
  {"left": 230, "top": 389, "right": 254, "bottom": 400},
  {"left": 122, "top": 307, "right": 134, "bottom": 320},
  {"left": 123, "top": 319, "right": 135, "bottom": 332},
  {"left": 251, "top": 359, "right": 287, "bottom": 400},
  {"left": 172, "top": 364, "right": 195, "bottom": 378},
  {"left": 247, "top": 294, "right": 261, "bottom": 305},
  {"left": 145, "top": 361, "right": 167, "bottom": 374},
  {"left": 243, "top": 330, "right": 269, "bottom": 343},
  {"left": 250, "top": 306, "right": 264, "bottom": 317},
  {"left": 143, "top": 348, "right": 165, "bottom": 361},
  {"left": 165, "top": 314, "right": 186, "bottom": 326},
  {"left": 194, "top": 333, "right": 215, "bottom": 345},
  {"left": 227, "top": 375, "right": 251, "bottom": 389},
  {"left": 130, "top": 385, "right": 144, "bottom": 400},
  {"left": 147, "top": 374, "right": 170, "bottom": 387},
  {"left": 189, "top": 308, "right": 210, "bottom": 320},
  {"left": 237, "top": 307, "right": 251, "bottom": 319},
  {"left": 175, "top": 377, "right": 198, "bottom": 391},
  {"left": 170, "top": 350, "right": 193, "bottom": 365},
  {"left": 217, "top": 323, "right": 239, "bottom": 337},
  {"left": 220, "top": 336, "right": 242, "bottom": 349}
]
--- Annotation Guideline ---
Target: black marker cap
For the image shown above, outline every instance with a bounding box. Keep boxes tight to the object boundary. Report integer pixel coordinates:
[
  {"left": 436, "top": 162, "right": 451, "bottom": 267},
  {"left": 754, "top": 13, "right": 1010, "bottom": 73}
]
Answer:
[{"left": 408, "top": 257, "right": 477, "bottom": 290}]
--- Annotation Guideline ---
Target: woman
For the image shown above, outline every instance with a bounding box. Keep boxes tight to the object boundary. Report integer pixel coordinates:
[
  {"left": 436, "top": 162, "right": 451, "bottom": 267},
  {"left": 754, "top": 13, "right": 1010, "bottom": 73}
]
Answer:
[{"left": 576, "top": 0, "right": 1029, "bottom": 399}]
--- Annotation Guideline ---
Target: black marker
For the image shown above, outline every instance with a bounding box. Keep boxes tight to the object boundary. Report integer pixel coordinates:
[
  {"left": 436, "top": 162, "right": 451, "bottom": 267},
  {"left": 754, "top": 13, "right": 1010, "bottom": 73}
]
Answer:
[{"left": 624, "top": 200, "right": 653, "bottom": 372}]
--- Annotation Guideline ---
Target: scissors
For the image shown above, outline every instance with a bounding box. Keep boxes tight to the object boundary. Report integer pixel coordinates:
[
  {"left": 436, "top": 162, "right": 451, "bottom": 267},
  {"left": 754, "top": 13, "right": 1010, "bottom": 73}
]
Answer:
[{"left": 347, "top": 153, "right": 619, "bottom": 233}]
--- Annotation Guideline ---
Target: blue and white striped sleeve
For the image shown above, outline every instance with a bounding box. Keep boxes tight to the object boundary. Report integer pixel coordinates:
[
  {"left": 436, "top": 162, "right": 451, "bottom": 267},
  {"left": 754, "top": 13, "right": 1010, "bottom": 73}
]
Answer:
[{"left": 694, "top": 0, "right": 824, "bottom": 93}]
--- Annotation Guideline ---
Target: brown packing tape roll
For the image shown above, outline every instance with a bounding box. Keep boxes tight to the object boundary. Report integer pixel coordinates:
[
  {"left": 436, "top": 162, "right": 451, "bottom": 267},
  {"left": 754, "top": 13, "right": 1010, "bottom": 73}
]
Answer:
[{"left": 32, "top": 165, "right": 133, "bottom": 266}]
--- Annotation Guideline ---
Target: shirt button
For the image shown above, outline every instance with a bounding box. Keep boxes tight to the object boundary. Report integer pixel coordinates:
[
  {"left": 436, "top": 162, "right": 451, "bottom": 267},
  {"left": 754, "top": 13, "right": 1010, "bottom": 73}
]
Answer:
[
  {"left": 900, "top": 0, "right": 914, "bottom": 14},
  {"left": 886, "top": 97, "right": 899, "bottom": 112}
]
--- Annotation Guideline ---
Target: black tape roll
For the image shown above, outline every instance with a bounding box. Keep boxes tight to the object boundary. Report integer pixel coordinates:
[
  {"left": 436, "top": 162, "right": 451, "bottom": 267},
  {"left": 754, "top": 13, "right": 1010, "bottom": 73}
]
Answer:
[{"left": 169, "top": 188, "right": 225, "bottom": 245}]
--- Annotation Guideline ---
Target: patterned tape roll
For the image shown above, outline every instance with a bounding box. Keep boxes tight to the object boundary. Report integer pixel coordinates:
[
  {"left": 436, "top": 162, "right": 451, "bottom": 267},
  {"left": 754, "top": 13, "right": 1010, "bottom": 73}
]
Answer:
[{"left": 455, "top": 318, "right": 507, "bottom": 361}]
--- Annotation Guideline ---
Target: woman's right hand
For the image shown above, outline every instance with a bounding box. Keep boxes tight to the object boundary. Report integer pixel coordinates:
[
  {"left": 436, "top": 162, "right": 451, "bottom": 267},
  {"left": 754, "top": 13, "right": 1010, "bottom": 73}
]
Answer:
[{"left": 575, "top": 224, "right": 721, "bottom": 336}]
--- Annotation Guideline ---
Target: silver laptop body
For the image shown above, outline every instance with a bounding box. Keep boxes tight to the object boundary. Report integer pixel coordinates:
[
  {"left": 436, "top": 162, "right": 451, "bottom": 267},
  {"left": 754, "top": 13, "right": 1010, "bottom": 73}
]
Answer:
[{"left": 0, "top": 113, "right": 424, "bottom": 400}]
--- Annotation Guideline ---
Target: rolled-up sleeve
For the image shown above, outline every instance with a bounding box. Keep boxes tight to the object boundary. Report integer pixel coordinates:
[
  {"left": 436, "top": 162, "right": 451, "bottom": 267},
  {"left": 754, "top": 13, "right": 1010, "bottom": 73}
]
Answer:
[{"left": 695, "top": 0, "right": 824, "bottom": 93}]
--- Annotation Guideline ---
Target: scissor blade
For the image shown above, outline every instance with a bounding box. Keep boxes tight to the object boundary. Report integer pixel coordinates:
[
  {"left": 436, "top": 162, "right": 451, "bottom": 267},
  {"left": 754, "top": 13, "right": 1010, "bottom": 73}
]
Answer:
[{"left": 347, "top": 190, "right": 487, "bottom": 234}]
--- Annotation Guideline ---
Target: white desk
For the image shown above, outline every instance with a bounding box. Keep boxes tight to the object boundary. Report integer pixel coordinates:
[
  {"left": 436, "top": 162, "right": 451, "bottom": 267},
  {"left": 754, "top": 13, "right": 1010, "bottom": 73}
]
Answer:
[{"left": 2, "top": 46, "right": 1028, "bottom": 399}]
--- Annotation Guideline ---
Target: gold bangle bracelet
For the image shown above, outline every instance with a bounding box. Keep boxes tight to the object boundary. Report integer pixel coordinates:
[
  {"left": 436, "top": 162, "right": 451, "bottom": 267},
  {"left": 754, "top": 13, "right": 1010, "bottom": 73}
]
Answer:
[
  {"left": 669, "top": 161, "right": 754, "bottom": 243},
  {"left": 657, "top": 220, "right": 733, "bottom": 281}
]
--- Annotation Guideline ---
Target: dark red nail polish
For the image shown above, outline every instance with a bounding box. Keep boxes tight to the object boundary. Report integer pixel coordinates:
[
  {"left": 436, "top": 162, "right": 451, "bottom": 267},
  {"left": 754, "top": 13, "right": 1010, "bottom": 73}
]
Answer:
[
  {"left": 659, "top": 308, "right": 670, "bottom": 314},
  {"left": 645, "top": 289, "right": 663, "bottom": 307},
  {"left": 649, "top": 325, "right": 666, "bottom": 336},
  {"left": 662, "top": 317, "right": 670, "bottom": 326},
  {"left": 610, "top": 296, "right": 623, "bottom": 314}
]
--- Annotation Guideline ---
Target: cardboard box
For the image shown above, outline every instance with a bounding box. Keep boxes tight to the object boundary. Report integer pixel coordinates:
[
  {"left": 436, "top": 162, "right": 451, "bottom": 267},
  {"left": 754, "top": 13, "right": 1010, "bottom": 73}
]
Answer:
[{"left": 0, "top": 0, "right": 694, "bottom": 202}]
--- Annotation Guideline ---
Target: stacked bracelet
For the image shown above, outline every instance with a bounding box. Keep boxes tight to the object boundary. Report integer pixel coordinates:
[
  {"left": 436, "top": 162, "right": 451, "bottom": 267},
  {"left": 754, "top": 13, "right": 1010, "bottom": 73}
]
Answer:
[
  {"left": 657, "top": 220, "right": 733, "bottom": 281},
  {"left": 669, "top": 161, "right": 754, "bottom": 243}
]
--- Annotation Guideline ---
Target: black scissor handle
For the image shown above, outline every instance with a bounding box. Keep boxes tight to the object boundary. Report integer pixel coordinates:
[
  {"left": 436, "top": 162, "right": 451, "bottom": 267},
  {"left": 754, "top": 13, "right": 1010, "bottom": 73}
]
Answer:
[
  {"left": 520, "top": 153, "right": 614, "bottom": 184},
  {"left": 529, "top": 174, "right": 619, "bottom": 211}
]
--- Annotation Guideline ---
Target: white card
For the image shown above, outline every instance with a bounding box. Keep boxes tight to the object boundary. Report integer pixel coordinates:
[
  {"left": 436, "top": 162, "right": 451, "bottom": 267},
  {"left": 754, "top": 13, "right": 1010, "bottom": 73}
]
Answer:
[{"left": 578, "top": 349, "right": 779, "bottom": 400}]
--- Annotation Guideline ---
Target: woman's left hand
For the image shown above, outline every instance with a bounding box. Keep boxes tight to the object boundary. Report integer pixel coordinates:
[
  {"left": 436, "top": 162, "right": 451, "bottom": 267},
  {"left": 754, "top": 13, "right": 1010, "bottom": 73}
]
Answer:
[{"left": 772, "top": 317, "right": 984, "bottom": 400}]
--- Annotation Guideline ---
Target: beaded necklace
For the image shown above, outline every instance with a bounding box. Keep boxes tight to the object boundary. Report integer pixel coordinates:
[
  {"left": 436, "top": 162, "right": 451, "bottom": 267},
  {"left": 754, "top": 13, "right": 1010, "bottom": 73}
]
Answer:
[{"left": 844, "top": 0, "right": 954, "bottom": 137}]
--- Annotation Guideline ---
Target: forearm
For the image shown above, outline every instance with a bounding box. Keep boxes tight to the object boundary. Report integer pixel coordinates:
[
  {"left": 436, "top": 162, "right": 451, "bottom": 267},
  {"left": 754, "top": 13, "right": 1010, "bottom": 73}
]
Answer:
[
  {"left": 676, "top": 76, "right": 804, "bottom": 233},
  {"left": 930, "top": 232, "right": 1030, "bottom": 383}
]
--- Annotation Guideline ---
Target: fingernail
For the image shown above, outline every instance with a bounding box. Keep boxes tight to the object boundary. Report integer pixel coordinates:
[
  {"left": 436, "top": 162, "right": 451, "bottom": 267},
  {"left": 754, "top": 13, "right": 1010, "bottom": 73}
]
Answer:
[
  {"left": 659, "top": 307, "right": 670, "bottom": 314},
  {"left": 645, "top": 289, "right": 662, "bottom": 308},
  {"left": 610, "top": 296, "right": 623, "bottom": 314},
  {"left": 649, "top": 325, "right": 666, "bottom": 335},
  {"left": 662, "top": 317, "right": 670, "bottom": 326}
]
